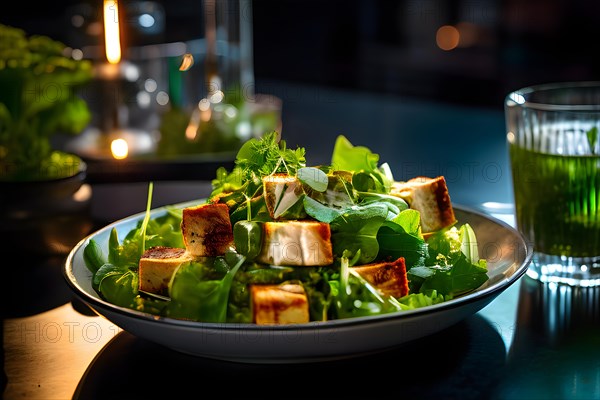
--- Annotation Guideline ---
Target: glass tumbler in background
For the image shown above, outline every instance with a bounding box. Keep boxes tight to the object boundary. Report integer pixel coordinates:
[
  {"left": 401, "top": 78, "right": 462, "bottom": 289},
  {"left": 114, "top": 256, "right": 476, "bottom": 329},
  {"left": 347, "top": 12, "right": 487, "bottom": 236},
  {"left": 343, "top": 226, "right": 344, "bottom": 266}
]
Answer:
[{"left": 505, "top": 81, "right": 600, "bottom": 286}]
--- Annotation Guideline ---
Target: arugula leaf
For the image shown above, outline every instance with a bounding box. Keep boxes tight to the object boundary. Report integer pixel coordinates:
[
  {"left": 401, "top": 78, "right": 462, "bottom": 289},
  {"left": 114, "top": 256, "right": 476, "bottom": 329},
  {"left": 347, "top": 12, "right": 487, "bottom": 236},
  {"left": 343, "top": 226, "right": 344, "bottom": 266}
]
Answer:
[
  {"left": 331, "top": 135, "right": 393, "bottom": 193},
  {"left": 303, "top": 196, "right": 345, "bottom": 223},
  {"left": 415, "top": 253, "right": 489, "bottom": 297},
  {"left": 93, "top": 264, "right": 138, "bottom": 308},
  {"left": 396, "top": 290, "right": 449, "bottom": 309},
  {"left": 166, "top": 253, "right": 245, "bottom": 323},
  {"left": 304, "top": 174, "right": 356, "bottom": 209},
  {"left": 83, "top": 239, "right": 106, "bottom": 274},
  {"left": 358, "top": 192, "right": 409, "bottom": 220},
  {"left": 144, "top": 213, "right": 185, "bottom": 249},
  {"left": 297, "top": 167, "right": 328, "bottom": 192},
  {"left": 409, "top": 223, "right": 488, "bottom": 295},
  {"left": 329, "top": 203, "right": 388, "bottom": 264},
  {"left": 331, "top": 135, "right": 380, "bottom": 172},
  {"left": 210, "top": 166, "right": 244, "bottom": 197},
  {"left": 376, "top": 220, "right": 428, "bottom": 268}
]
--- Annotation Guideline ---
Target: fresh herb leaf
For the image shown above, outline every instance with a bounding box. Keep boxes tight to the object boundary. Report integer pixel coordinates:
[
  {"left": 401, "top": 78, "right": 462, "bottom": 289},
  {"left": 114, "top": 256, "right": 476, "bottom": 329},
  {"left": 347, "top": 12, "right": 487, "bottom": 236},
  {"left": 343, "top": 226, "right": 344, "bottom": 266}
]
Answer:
[
  {"left": 93, "top": 264, "right": 138, "bottom": 307},
  {"left": 210, "top": 131, "right": 306, "bottom": 199},
  {"left": 376, "top": 221, "right": 428, "bottom": 267},
  {"left": 297, "top": 167, "right": 328, "bottom": 192},
  {"left": 331, "top": 135, "right": 393, "bottom": 193},
  {"left": 166, "top": 254, "right": 245, "bottom": 323},
  {"left": 236, "top": 131, "right": 306, "bottom": 179},
  {"left": 329, "top": 203, "right": 389, "bottom": 264},
  {"left": 459, "top": 223, "right": 479, "bottom": 263},
  {"left": 140, "top": 182, "right": 154, "bottom": 256},
  {"left": 416, "top": 253, "right": 489, "bottom": 297},
  {"left": 83, "top": 239, "right": 106, "bottom": 274},
  {"left": 304, "top": 195, "right": 345, "bottom": 223}
]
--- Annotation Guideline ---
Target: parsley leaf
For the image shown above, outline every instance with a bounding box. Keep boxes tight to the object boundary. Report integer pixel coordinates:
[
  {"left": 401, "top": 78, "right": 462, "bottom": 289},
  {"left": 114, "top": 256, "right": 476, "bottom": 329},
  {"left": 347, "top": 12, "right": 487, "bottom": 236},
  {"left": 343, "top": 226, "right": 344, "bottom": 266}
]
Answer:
[{"left": 210, "top": 131, "right": 306, "bottom": 197}]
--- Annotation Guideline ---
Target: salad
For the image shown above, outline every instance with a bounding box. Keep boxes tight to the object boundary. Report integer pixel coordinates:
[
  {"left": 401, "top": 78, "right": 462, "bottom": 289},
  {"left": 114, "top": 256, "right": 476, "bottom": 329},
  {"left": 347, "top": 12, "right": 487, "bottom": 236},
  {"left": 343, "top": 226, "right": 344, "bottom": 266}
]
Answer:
[{"left": 83, "top": 132, "right": 489, "bottom": 324}]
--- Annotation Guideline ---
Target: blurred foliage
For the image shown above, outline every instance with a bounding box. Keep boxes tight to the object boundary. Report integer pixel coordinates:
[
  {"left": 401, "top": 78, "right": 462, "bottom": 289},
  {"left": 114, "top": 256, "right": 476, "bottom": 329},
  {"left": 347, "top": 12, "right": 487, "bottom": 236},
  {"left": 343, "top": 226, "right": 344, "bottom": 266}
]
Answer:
[
  {"left": 0, "top": 24, "right": 93, "bottom": 181},
  {"left": 157, "top": 95, "right": 281, "bottom": 157}
]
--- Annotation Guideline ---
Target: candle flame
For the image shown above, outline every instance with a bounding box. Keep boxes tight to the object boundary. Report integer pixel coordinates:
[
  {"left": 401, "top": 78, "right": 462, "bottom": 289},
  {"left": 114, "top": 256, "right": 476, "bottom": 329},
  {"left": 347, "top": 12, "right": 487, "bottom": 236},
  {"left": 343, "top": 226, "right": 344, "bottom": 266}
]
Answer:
[
  {"left": 111, "top": 138, "right": 129, "bottom": 159},
  {"left": 103, "top": 0, "right": 121, "bottom": 64}
]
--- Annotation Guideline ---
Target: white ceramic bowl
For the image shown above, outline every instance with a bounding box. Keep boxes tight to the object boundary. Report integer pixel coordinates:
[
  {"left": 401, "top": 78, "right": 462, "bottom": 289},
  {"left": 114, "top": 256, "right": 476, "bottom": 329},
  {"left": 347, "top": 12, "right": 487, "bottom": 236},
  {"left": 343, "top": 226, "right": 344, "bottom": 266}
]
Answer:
[{"left": 64, "top": 202, "right": 532, "bottom": 363}]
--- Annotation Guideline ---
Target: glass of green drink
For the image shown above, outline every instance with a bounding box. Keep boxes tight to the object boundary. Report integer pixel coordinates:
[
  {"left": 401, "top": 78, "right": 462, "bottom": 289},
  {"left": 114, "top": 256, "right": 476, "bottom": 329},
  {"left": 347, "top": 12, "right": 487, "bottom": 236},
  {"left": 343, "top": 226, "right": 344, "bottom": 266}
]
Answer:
[{"left": 505, "top": 81, "right": 600, "bottom": 286}]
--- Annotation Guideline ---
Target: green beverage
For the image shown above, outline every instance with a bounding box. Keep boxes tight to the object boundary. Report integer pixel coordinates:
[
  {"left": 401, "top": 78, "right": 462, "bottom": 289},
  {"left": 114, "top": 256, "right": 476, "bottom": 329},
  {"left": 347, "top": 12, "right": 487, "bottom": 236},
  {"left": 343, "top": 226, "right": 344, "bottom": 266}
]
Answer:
[
  {"left": 510, "top": 144, "right": 600, "bottom": 257},
  {"left": 505, "top": 81, "right": 600, "bottom": 285}
]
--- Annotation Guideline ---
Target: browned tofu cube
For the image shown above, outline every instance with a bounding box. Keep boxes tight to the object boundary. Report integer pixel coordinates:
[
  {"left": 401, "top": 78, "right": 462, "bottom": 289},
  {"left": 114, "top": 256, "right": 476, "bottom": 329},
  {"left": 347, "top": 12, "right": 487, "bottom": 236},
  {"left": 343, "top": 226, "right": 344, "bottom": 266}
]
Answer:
[
  {"left": 390, "top": 176, "right": 456, "bottom": 234},
  {"left": 352, "top": 257, "right": 409, "bottom": 298},
  {"left": 256, "top": 221, "right": 334, "bottom": 266},
  {"left": 181, "top": 203, "right": 234, "bottom": 257},
  {"left": 138, "top": 246, "right": 193, "bottom": 296},
  {"left": 251, "top": 283, "right": 310, "bottom": 325}
]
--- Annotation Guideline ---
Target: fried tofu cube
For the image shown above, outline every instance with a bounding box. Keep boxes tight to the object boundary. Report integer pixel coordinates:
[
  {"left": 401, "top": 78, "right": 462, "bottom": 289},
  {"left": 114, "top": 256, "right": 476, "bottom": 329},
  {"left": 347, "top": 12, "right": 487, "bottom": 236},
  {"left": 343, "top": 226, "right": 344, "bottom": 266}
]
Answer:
[
  {"left": 138, "top": 246, "right": 193, "bottom": 296},
  {"left": 390, "top": 176, "right": 456, "bottom": 233},
  {"left": 256, "top": 220, "right": 334, "bottom": 266},
  {"left": 251, "top": 283, "right": 310, "bottom": 325},
  {"left": 352, "top": 257, "right": 409, "bottom": 298},
  {"left": 181, "top": 203, "right": 234, "bottom": 257}
]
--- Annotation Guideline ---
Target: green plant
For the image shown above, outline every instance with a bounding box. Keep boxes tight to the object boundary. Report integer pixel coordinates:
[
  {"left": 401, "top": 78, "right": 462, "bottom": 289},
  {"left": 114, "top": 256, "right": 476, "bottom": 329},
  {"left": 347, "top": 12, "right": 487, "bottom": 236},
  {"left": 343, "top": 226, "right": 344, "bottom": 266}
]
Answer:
[{"left": 0, "top": 24, "right": 93, "bottom": 181}]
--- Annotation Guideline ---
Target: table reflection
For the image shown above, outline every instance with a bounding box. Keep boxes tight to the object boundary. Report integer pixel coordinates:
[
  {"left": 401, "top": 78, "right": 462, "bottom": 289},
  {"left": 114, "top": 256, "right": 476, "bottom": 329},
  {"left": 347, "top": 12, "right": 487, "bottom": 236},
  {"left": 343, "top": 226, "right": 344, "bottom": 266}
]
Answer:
[
  {"left": 72, "top": 314, "right": 506, "bottom": 399},
  {"left": 492, "top": 277, "right": 600, "bottom": 399}
]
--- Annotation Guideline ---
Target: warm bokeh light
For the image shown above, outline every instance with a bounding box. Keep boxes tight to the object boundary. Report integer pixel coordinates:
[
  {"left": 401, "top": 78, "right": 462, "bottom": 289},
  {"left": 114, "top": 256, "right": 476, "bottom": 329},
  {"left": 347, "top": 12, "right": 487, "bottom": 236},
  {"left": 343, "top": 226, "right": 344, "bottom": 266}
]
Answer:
[
  {"left": 436, "top": 25, "right": 459, "bottom": 51},
  {"left": 73, "top": 184, "right": 93, "bottom": 202},
  {"left": 111, "top": 138, "right": 129, "bottom": 159},
  {"left": 179, "top": 53, "right": 194, "bottom": 71},
  {"left": 185, "top": 110, "right": 199, "bottom": 140},
  {"left": 507, "top": 131, "right": 515, "bottom": 143},
  {"left": 103, "top": 0, "right": 121, "bottom": 64}
]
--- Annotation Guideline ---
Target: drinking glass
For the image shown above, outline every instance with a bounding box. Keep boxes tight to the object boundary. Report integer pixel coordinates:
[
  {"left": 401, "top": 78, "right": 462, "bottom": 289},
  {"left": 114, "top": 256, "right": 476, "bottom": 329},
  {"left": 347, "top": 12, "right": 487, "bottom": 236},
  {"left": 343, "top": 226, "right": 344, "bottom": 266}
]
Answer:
[{"left": 505, "top": 81, "right": 600, "bottom": 286}]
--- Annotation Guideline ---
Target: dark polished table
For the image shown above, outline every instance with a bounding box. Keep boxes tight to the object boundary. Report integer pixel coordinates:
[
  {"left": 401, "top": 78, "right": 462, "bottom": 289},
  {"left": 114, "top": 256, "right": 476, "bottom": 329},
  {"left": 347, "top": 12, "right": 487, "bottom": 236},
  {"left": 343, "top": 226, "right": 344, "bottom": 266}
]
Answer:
[{"left": 4, "top": 81, "right": 600, "bottom": 400}]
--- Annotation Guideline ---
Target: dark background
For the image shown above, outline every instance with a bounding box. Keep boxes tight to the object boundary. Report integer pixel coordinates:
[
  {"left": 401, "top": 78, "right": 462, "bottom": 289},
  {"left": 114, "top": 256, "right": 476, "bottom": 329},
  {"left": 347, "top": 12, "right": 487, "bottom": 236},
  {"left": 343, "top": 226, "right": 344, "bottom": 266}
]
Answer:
[{"left": 2, "top": 0, "right": 599, "bottom": 110}]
